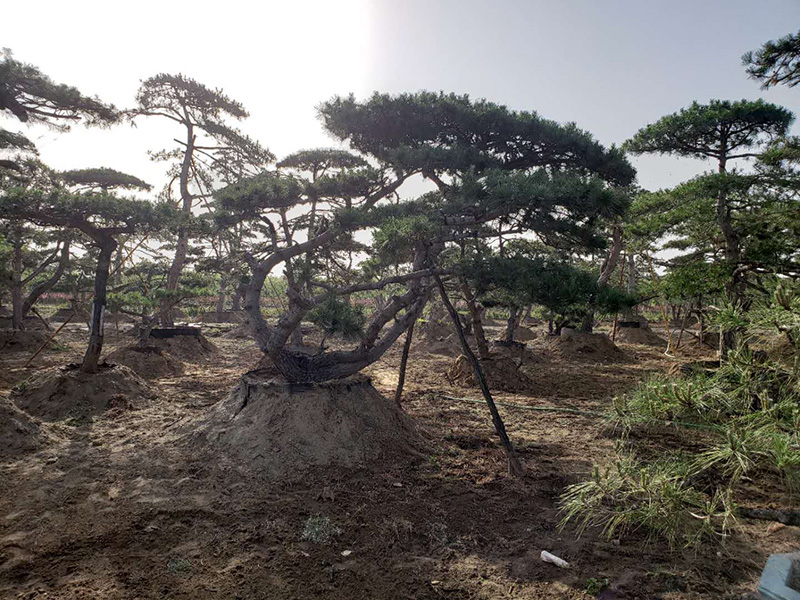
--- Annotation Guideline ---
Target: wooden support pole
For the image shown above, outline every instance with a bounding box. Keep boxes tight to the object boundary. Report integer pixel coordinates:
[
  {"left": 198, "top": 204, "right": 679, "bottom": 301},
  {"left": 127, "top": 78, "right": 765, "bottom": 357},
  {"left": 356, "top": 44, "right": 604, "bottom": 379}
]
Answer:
[
  {"left": 434, "top": 275, "right": 524, "bottom": 477},
  {"left": 647, "top": 255, "right": 674, "bottom": 355},
  {"left": 24, "top": 310, "right": 75, "bottom": 368},
  {"left": 394, "top": 320, "right": 415, "bottom": 409}
]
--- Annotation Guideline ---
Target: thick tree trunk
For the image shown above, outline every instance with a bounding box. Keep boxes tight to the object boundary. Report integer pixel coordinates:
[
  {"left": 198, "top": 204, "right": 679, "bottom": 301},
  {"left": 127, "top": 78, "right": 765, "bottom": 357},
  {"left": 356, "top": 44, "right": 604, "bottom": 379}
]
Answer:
[
  {"left": 435, "top": 275, "right": 524, "bottom": 477},
  {"left": 82, "top": 239, "right": 116, "bottom": 373},
  {"left": 583, "top": 225, "right": 624, "bottom": 333},
  {"left": 716, "top": 159, "right": 743, "bottom": 354}
]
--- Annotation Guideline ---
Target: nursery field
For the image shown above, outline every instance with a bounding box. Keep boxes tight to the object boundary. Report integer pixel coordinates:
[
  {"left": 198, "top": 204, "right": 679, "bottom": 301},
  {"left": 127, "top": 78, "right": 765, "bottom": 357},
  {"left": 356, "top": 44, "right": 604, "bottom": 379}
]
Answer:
[{"left": 1, "top": 320, "right": 797, "bottom": 600}]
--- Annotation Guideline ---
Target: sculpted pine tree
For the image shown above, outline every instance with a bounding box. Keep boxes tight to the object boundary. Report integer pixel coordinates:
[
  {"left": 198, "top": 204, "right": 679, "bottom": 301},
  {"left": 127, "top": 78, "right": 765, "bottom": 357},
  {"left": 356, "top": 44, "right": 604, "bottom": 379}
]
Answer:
[
  {"left": 2, "top": 183, "right": 172, "bottom": 373},
  {"left": 132, "top": 74, "right": 273, "bottom": 325},
  {"left": 220, "top": 92, "right": 634, "bottom": 383},
  {"left": 625, "top": 100, "right": 793, "bottom": 306}
]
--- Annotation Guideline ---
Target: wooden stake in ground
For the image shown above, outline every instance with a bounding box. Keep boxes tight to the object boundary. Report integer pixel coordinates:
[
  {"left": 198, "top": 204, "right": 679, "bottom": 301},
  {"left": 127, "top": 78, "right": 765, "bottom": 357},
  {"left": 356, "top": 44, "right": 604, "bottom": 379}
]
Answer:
[
  {"left": 394, "top": 320, "right": 415, "bottom": 409},
  {"left": 647, "top": 255, "right": 674, "bottom": 355},
  {"left": 434, "top": 275, "right": 525, "bottom": 477}
]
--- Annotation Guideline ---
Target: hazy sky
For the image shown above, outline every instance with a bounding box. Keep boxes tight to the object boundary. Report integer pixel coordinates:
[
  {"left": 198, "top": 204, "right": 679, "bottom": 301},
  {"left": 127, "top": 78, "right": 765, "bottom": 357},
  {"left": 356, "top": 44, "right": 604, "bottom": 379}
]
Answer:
[{"left": 3, "top": 0, "right": 799, "bottom": 194}]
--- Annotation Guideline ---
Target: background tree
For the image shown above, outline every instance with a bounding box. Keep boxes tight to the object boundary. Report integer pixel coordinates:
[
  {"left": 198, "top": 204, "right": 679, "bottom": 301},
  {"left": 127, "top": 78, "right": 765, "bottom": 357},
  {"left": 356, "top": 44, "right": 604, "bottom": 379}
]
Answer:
[
  {"left": 1, "top": 187, "right": 174, "bottom": 372},
  {"left": 132, "top": 74, "right": 272, "bottom": 325},
  {"left": 743, "top": 30, "right": 800, "bottom": 89}
]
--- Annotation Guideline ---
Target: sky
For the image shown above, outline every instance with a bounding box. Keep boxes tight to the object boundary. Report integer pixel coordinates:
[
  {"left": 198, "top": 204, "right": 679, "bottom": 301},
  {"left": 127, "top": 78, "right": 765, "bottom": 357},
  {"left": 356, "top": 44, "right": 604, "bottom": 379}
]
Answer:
[{"left": 2, "top": 0, "right": 799, "bottom": 195}]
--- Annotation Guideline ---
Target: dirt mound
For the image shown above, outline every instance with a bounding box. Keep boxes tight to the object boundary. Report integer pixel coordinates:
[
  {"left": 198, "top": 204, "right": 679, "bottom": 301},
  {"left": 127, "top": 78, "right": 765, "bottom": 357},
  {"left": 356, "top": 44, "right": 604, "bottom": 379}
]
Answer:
[
  {"left": 195, "top": 372, "right": 424, "bottom": 478},
  {"left": 104, "top": 346, "right": 184, "bottom": 379},
  {"left": 0, "top": 316, "right": 49, "bottom": 330},
  {"left": 12, "top": 364, "right": 153, "bottom": 422},
  {"left": 614, "top": 323, "right": 666, "bottom": 347},
  {"left": 447, "top": 353, "right": 534, "bottom": 393},
  {"left": 222, "top": 324, "right": 251, "bottom": 339},
  {"left": 512, "top": 326, "right": 537, "bottom": 342},
  {"left": 417, "top": 332, "right": 463, "bottom": 357},
  {"left": 533, "top": 329, "right": 628, "bottom": 363},
  {"left": 200, "top": 310, "right": 248, "bottom": 324},
  {"left": 51, "top": 307, "right": 92, "bottom": 322},
  {"left": 0, "top": 329, "right": 49, "bottom": 352},
  {"left": 149, "top": 331, "right": 217, "bottom": 361},
  {"left": 0, "top": 396, "right": 44, "bottom": 458}
]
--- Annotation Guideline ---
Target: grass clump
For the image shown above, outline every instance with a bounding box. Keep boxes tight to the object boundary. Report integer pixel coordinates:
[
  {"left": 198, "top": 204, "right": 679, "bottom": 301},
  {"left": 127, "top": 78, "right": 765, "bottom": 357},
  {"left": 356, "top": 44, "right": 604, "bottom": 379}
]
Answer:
[
  {"left": 560, "top": 452, "right": 736, "bottom": 549},
  {"left": 301, "top": 515, "right": 341, "bottom": 544},
  {"left": 563, "top": 342, "right": 798, "bottom": 549}
]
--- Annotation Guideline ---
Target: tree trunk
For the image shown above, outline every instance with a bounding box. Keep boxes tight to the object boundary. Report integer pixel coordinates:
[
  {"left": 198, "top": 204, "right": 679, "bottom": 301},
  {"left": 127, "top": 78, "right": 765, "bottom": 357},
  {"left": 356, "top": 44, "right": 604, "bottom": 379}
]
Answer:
[
  {"left": 10, "top": 240, "right": 23, "bottom": 330},
  {"left": 504, "top": 306, "right": 519, "bottom": 343},
  {"left": 459, "top": 278, "right": 490, "bottom": 359},
  {"left": 22, "top": 240, "right": 70, "bottom": 321},
  {"left": 394, "top": 320, "right": 415, "bottom": 408},
  {"left": 160, "top": 123, "right": 195, "bottom": 327},
  {"left": 231, "top": 284, "right": 244, "bottom": 311},
  {"left": 435, "top": 276, "right": 524, "bottom": 477},
  {"left": 215, "top": 279, "right": 227, "bottom": 313},
  {"left": 82, "top": 239, "right": 116, "bottom": 373}
]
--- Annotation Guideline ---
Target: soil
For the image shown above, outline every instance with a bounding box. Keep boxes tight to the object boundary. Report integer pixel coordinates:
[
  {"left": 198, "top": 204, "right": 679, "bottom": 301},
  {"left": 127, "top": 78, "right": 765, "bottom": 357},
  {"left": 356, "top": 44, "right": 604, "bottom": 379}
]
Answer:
[
  {"left": 0, "top": 324, "right": 797, "bottom": 599},
  {"left": 11, "top": 363, "right": 153, "bottom": 422},
  {"left": 50, "top": 307, "right": 92, "bottom": 323},
  {"left": 613, "top": 324, "right": 666, "bottom": 347},
  {"left": 448, "top": 352, "right": 535, "bottom": 393},
  {"left": 531, "top": 329, "right": 629, "bottom": 363},
  {"left": 149, "top": 332, "right": 218, "bottom": 361},
  {"left": 194, "top": 372, "right": 424, "bottom": 479},
  {"left": 0, "top": 396, "right": 44, "bottom": 458},
  {"left": 104, "top": 346, "right": 185, "bottom": 379},
  {"left": 0, "top": 329, "right": 49, "bottom": 353},
  {"left": 200, "top": 310, "right": 248, "bottom": 324}
]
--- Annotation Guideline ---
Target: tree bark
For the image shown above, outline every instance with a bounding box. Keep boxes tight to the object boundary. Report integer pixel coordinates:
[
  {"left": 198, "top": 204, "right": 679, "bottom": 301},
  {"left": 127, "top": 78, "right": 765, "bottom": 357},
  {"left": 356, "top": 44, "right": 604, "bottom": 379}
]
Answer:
[
  {"left": 22, "top": 240, "right": 70, "bottom": 320},
  {"left": 82, "top": 238, "right": 116, "bottom": 373},
  {"left": 10, "top": 240, "right": 23, "bottom": 330},
  {"left": 504, "top": 306, "right": 519, "bottom": 344},
  {"left": 160, "top": 122, "right": 195, "bottom": 326},
  {"left": 435, "top": 275, "right": 524, "bottom": 477},
  {"left": 459, "top": 278, "right": 490, "bottom": 359}
]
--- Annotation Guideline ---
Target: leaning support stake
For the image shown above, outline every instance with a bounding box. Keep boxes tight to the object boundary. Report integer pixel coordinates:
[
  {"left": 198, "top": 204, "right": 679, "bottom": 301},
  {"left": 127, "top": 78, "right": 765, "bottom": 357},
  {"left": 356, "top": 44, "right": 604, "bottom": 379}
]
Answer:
[
  {"left": 434, "top": 275, "right": 525, "bottom": 477},
  {"left": 394, "top": 320, "right": 415, "bottom": 408},
  {"left": 24, "top": 310, "right": 76, "bottom": 368}
]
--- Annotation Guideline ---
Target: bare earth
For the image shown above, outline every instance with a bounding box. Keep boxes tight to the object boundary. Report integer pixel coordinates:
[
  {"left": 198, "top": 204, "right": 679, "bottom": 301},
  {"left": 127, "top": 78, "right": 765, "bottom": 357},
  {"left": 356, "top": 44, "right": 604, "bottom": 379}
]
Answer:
[{"left": 0, "top": 323, "right": 797, "bottom": 599}]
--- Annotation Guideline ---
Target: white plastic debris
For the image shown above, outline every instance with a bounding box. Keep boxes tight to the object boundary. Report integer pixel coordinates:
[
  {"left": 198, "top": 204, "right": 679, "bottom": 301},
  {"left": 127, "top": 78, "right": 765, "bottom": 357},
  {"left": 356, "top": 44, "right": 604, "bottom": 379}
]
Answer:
[
  {"left": 541, "top": 550, "right": 570, "bottom": 568},
  {"left": 341, "top": 550, "right": 353, "bottom": 557}
]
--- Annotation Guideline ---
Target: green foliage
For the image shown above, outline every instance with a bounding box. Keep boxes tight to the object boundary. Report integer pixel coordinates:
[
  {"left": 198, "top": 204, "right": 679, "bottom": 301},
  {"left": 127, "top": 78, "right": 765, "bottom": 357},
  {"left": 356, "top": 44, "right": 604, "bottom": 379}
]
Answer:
[
  {"left": 743, "top": 30, "right": 800, "bottom": 89},
  {"left": 559, "top": 451, "right": 737, "bottom": 549},
  {"left": 60, "top": 168, "right": 151, "bottom": 192},
  {"left": 0, "top": 48, "right": 119, "bottom": 128},
  {"left": 462, "top": 247, "right": 635, "bottom": 327},
  {"left": 307, "top": 296, "right": 365, "bottom": 341},
  {"left": 625, "top": 99, "right": 793, "bottom": 162},
  {"left": 320, "top": 92, "right": 635, "bottom": 185}
]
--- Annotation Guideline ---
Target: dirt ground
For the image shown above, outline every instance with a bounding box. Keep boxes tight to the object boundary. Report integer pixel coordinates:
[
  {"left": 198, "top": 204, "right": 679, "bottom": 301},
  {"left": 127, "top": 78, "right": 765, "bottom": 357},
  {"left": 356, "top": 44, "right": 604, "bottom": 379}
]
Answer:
[{"left": 0, "top": 322, "right": 798, "bottom": 599}]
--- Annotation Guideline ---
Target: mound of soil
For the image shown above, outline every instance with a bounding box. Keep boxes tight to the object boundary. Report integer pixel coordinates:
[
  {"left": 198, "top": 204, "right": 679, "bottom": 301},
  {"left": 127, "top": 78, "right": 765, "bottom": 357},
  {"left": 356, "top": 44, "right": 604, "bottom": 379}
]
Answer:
[
  {"left": 417, "top": 332, "right": 463, "bottom": 357},
  {"left": 614, "top": 322, "right": 666, "bottom": 347},
  {"left": 533, "top": 329, "right": 628, "bottom": 363},
  {"left": 222, "top": 324, "right": 251, "bottom": 339},
  {"left": 512, "top": 326, "right": 537, "bottom": 342},
  {"left": 0, "top": 316, "right": 49, "bottom": 330},
  {"left": 447, "top": 353, "right": 534, "bottom": 393},
  {"left": 12, "top": 364, "right": 153, "bottom": 422},
  {"left": 0, "top": 329, "right": 49, "bottom": 352},
  {"left": 0, "top": 396, "right": 44, "bottom": 458},
  {"left": 50, "top": 307, "right": 92, "bottom": 322},
  {"left": 104, "top": 346, "right": 184, "bottom": 379},
  {"left": 195, "top": 372, "right": 424, "bottom": 478},
  {"left": 200, "top": 310, "right": 247, "bottom": 324},
  {"left": 149, "top": 330, "right": 217, "bottom": 361}
]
